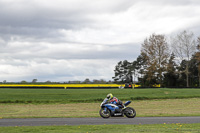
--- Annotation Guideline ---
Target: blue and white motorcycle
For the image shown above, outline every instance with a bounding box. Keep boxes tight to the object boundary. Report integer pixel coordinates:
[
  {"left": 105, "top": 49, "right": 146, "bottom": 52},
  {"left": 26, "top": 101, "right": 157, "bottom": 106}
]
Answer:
[{"left": 99, "top": 98, "right": 136, "bottom": 118}]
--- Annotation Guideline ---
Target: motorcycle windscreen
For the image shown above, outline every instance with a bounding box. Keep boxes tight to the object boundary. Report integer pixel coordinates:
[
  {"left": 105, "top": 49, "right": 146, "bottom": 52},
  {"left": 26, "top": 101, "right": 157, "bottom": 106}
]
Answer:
[{"left": 124, "top": 101, "right": 131, "bottom": 106}]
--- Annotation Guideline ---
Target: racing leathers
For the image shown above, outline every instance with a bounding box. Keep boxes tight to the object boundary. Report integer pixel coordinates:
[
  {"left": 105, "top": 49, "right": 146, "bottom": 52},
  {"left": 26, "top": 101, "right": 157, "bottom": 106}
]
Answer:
[{"left": 108, "top": 97, "right": 124, "bottom": 108}]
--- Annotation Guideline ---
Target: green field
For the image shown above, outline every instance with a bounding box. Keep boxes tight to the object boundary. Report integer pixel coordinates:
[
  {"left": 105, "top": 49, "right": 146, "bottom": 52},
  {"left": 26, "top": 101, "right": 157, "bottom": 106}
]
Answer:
[
  {"left": 1, "top": 98, "right": 200, "bottom": 118},
  {"left": 0, "top": 123, "right": 200, "bottom": 133},
  {"left": 0, "top": 88, "right": 200, "bottom": 118},
  {"left": 1, "top": 88, "right": 200, "bottom": 133},
  {"left": 0, "top": 88, "right": 200, "bottom": 103}
]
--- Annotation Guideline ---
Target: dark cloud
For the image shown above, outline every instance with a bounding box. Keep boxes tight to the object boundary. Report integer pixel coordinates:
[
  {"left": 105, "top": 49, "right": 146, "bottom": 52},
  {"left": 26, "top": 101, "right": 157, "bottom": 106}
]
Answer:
[
  {"left": 0, "top": 0, "right": 135, "bottom": 40},
  {"left": 0, "top": 41, "right": 139, "bottom": 61}
]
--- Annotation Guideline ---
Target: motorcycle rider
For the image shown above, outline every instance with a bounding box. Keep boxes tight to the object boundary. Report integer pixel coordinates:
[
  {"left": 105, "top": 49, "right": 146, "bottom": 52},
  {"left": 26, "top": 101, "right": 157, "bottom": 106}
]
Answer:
[{"left": 106, "top": 93, "right": 125, "bottom": 108}]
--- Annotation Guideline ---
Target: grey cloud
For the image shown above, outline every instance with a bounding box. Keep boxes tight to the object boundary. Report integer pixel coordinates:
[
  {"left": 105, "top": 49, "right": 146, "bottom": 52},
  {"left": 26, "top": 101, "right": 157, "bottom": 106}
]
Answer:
[
  {"left": 0, "top": 0, "right": 200, "bottom": 82},
  {"left": 1, "top": 41, "right": 140, "bottom": 61},
  {"left": 139, "top": 0, "right": 200, "bottom": 5},
  {"left": 1, "top": 0, "right": 199, "bottom": 39},
  {"left": 0, "top": 0, "right": 135, "bottom": 30},
  {"left": 1, "top": 0, "right": 198, "bottom": 44}
]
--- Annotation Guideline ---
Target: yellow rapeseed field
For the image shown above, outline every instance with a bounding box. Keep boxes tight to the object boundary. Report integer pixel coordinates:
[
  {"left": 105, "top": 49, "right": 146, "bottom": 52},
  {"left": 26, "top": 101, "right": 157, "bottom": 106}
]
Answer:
[
  {"left": 0, "top": 84, "right": 143, "bottom": 88},
  {"left": 0, "top": 84, "right": 122, "bottom": 88}
]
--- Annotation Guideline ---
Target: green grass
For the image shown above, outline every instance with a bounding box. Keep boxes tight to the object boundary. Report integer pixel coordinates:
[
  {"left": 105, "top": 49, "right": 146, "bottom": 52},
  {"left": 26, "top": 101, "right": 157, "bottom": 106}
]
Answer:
[
  {"left": 1, "top": 98, "right": 200, "bottom": 118},
  {"left": 0, "top": 123, "right": 200, "bottom": 133},
  {"left": 0, "top": 88, "right": 200, "bottom": 103}
]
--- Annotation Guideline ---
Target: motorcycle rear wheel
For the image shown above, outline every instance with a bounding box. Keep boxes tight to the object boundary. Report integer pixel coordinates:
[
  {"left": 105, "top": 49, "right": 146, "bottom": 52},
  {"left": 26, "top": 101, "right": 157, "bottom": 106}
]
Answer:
[
  {"left": 124, "top": 107, "right": 136, "bottom": 118},
  {"left": 99, "top": 108, "right": 111, "bottom": 118}
]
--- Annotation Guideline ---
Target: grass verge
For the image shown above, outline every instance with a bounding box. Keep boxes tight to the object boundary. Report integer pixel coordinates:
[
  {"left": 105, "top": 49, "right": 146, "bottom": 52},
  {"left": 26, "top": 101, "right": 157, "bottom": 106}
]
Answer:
[
  {"left": 0, "top": 123, "right": 200, "bottom": 133},
  {"left": 1, "top": 98, "right": 200, "bottom": 118}
]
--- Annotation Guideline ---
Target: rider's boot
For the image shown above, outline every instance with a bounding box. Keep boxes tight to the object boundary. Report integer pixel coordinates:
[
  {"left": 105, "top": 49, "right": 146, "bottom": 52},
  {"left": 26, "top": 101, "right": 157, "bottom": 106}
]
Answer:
[{"left": 122, "top": 104, "right": 126, "bottom": 109}]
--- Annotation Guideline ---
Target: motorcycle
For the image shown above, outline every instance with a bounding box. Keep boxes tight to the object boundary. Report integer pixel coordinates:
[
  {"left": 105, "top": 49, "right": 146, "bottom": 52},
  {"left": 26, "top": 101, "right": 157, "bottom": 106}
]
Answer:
[{"left": 99, "top": 98, "right": 136, "bottom": 118}]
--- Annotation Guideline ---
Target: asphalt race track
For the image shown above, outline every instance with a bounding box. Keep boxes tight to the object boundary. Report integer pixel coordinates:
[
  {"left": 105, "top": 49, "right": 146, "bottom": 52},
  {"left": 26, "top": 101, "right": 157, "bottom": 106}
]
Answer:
[{"left": 0, "top": 117, "right": 200, "bottom": 127}]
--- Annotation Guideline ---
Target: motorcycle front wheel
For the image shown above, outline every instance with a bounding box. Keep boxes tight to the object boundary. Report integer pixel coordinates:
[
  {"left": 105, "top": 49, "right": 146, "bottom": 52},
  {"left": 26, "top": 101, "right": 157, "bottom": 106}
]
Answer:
[
  {"left": 124, "top": 107, "right": 136, "bottom": 118},
  {"left": 99, "top": 108, "right": 111, "bottom": 118}
]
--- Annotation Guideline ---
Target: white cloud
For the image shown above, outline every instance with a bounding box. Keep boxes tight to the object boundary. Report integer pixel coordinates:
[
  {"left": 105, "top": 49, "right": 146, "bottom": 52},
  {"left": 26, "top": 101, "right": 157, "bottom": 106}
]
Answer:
[{"left": 0, "top": 58, "right": 117, "bottom": 82}]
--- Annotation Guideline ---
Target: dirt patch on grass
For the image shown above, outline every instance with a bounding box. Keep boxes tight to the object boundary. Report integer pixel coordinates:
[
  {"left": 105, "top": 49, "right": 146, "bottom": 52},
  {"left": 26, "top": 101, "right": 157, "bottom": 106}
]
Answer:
[{"left": 0, "top": 98, "right": 200, "bottom": 118}]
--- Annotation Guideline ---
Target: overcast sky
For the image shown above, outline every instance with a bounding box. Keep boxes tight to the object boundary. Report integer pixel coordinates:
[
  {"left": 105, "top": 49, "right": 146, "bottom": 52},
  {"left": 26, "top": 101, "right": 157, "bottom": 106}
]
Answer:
[{"left": 0, "top": 0, "right": 200, "bottom": 82}]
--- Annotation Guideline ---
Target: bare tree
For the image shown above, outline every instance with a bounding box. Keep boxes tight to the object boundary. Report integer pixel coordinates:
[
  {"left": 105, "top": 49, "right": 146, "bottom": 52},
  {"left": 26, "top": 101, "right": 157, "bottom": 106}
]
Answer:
[
  {"left": 171, "top": 30, "right": 196, "bottom": 87},
  {"left": 141, "top": 34, "right": 170, "bottom": 85}
]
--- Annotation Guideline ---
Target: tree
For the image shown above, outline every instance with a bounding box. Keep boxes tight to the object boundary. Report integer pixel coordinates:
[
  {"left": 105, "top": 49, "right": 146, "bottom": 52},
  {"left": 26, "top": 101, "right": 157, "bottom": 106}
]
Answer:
[
  {"left": 21, "top": 80, "right": 27, "bottom": 83},
  {"left": 32, "top": 79, "right": 37, "bottom": 83},
  {"left": 83, "top": 78, "right": 91, "bottom": 84},
  {"left": 130, "top": 53, "right": 148, "bottom": 86},
  {"left": 163, "top": 53, "right": 178, "bottom": 87},
  {"left": 188, "top": 56, "right": 199, "bottom": 87},
  {"left": 177, "top": 60, "right": 187, "bottom": 87},
  {"left": 194, "top": 37, "right": 200, "bottom": 87},
  {"left": 130, "top": 61, "right": 138, "bottom": 83},
  {"left": 92, "top": 79, "right": 107, "bottom": 84},
  {"left": 113, "top": 60, "right": 132, "bottom": 83},
  {"left": 141, "top": 34, "right": 170, "bottom": 86},
  {"left": 171, "top": 30, "right": 196, "bottom": 87},
  {"left": 45, "top": 80, "right": 51, "bottom": 83}
]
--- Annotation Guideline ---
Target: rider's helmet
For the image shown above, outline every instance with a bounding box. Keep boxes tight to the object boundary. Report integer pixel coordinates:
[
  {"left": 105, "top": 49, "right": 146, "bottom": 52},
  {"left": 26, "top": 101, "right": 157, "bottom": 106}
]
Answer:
[{"left": 107, "top": 93, "right": 113, "bottom": 100}]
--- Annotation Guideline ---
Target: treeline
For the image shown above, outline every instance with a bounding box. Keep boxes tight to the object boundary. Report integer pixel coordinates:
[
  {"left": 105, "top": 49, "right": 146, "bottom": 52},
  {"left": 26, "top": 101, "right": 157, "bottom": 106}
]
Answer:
[
  {"left": 113, "top": 30, "right": 200, "bottom": 87},
  {"left": 1, "top": 78, "right": 113, "bottom": 84}
]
